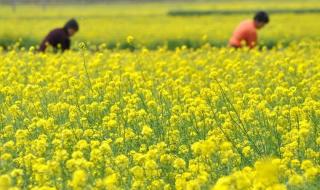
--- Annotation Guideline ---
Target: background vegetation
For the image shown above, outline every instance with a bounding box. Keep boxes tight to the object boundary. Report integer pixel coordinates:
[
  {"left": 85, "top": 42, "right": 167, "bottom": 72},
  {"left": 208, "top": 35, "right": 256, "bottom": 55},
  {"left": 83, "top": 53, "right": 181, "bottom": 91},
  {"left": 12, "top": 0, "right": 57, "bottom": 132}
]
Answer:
[{"left": 0, "top": 1, "right": 320, "bottom": 50}]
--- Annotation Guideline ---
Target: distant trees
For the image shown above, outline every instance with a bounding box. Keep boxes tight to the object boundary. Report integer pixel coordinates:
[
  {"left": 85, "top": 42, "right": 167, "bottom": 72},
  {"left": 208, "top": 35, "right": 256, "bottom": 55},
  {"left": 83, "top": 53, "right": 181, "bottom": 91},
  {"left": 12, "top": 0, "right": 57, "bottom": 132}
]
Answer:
[
  {"left": 1, "top": 0, "right": 189, "bottom": 11},
  {"left": 0, "top": 0, "right": 185, "bottom": 4}
]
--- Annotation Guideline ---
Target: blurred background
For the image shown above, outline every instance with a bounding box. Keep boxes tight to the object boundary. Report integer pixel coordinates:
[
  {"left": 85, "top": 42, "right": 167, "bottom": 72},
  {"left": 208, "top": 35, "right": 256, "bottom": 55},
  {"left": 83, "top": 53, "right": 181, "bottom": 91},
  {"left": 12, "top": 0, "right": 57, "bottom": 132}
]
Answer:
[{"left": 0, "top": 0, "right": 320, "bottom": 50}]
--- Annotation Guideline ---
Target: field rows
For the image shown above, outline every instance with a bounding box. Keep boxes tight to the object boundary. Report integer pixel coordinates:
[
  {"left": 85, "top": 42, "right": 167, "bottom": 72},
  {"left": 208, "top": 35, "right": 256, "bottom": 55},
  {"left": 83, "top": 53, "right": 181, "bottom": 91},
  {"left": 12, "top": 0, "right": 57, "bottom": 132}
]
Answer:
[{"left": 1, "top": 2, "right": 320, "bottom": 49}]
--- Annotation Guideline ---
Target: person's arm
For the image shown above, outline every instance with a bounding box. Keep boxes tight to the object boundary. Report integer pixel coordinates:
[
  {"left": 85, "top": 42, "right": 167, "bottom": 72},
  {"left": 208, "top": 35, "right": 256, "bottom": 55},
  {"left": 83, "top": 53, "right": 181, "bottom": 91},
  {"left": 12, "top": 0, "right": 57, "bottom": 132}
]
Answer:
[
  {"left": 246, "top": 31, "right": 257, "bottom": 49},
  {"left": 39, "top": 30, "right": 57, "bottom": 52},
  {"left": 39, "top": 40, "right": 47, "bottom": 52},
  {"left": 61, "top": 38, "right": 70, "bottom": 51},
  {"left": 39, "top": 34, "right": 50, "bottom": 52}
]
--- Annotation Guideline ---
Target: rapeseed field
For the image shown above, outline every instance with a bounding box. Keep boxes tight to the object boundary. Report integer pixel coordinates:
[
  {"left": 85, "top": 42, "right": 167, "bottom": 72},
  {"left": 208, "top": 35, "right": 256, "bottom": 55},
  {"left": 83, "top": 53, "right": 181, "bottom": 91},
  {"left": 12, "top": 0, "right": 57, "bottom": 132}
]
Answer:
[{"left": 0, "top": 41, "right": 319, "bottom": 189}]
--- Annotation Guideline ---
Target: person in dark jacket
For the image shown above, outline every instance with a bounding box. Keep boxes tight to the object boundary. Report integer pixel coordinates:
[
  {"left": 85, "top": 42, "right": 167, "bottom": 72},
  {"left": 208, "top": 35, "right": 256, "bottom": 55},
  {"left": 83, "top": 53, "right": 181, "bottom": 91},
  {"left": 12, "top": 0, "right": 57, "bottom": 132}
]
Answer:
[{"left": 39, "top": 19, "right": 79, "bottom": 52}]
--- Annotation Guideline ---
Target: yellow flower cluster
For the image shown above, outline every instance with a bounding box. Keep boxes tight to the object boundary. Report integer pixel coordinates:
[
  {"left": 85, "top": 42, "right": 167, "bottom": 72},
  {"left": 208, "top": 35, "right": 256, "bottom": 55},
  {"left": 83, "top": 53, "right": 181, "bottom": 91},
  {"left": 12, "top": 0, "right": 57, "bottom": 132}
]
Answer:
[
  {"left": 0, "top": 41, "right": 320, "bottom": 189},
  {"left": 212, "top": 158, "right": 319, "bottom": 190}
]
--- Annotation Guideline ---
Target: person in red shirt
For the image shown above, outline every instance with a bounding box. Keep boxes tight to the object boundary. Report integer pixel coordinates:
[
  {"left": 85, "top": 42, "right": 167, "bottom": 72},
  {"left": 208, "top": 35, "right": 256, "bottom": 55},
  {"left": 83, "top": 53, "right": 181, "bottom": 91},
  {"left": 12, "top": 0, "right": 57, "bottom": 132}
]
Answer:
[{"left": 229, "top": 11, "right": 269, "bottom": 49}]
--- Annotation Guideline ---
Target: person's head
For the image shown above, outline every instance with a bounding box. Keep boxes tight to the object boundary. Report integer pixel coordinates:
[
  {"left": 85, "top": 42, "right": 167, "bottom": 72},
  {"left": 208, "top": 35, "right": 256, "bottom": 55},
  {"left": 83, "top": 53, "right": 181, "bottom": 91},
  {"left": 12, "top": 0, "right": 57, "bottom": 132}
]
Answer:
[
  {"left": 64, "top": 19, "right": 79, "bottom": 37},
  {"left": 253, "top": 11, "right": 269, "bottom": 29}
]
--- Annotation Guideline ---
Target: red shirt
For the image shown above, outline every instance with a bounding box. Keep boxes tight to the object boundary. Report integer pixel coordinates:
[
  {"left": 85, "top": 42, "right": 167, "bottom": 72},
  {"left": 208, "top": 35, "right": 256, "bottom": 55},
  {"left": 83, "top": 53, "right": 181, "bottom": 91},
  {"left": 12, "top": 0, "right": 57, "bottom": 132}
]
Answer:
[{"left": 229, "top": 20, "right": 257, "bottom": 48}]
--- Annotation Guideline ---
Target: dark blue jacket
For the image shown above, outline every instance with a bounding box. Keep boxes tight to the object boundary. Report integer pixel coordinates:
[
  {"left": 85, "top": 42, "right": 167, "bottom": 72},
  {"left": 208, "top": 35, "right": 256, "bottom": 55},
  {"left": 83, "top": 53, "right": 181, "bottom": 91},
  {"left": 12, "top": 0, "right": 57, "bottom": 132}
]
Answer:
[{"left": 39, "top": 28, "right": 70, "bottom": 52}]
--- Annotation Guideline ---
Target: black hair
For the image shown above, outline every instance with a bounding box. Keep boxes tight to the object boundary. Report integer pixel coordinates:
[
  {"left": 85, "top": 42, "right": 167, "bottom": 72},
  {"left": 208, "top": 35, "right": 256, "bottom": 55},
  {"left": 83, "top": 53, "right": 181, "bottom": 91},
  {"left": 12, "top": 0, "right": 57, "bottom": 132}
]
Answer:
[
  {"left": 254, "top": 11, "right": 270, "bottom": 23},
  {"left": 64, "top": 19, "right": 79, "bottom": 31}
]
